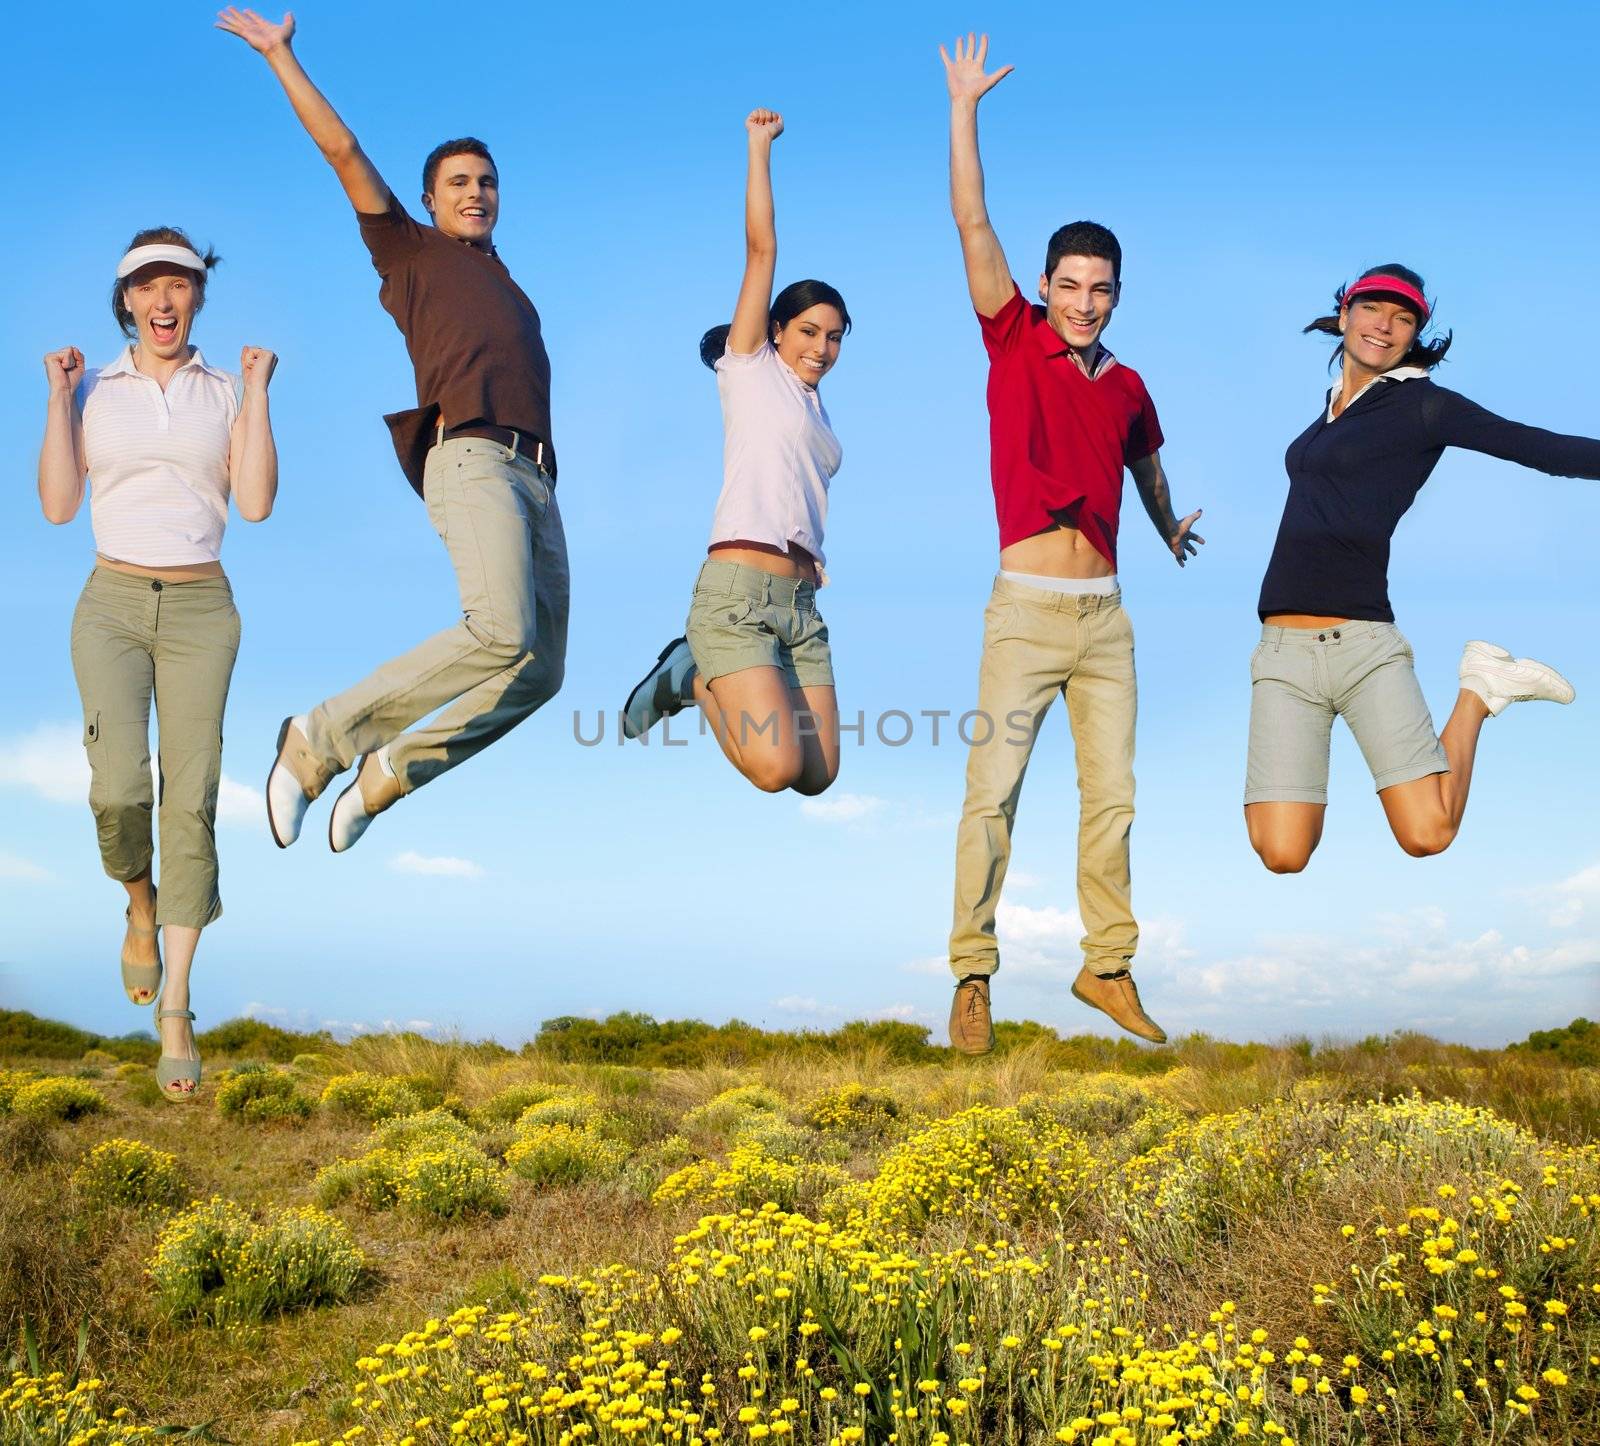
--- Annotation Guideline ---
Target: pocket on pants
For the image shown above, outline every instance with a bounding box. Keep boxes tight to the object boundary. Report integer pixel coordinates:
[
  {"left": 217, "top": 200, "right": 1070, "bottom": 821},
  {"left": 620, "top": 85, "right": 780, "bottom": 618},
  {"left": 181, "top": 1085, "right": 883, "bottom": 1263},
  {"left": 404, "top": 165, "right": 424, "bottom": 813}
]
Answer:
[{"left": 83, "top": 710, "right": 104, "bottom": 809}]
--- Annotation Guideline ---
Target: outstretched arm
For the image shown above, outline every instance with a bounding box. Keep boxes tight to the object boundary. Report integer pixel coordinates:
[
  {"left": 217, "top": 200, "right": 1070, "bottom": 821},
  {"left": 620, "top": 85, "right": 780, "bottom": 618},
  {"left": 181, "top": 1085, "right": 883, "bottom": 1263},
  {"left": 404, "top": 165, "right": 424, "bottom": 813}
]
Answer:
[
  {"left": 727, "top": 109, "right": 783, "bottom": 356},
  {"left": 216, "top": 9, "right": 390, "bottom": 213},
  {"left": 38, "top": 348, "right": 87, "bottom": 524},
  {"left": 940, "top": 32, "right": 1014, "bottom": 318},
  {"left": 230, "top": 347, "right": 279, "bottom": 522},
  {"left": 1129, "top": 450, "right": 1204, "bottom": 567}
]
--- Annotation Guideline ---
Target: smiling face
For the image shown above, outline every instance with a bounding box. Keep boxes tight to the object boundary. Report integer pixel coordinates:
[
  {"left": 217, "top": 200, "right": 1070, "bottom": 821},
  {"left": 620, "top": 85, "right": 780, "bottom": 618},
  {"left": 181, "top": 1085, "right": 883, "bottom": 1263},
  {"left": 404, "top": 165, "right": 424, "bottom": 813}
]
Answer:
[
  {"left": 122, "top": 265, "right": 199, "bottom": 361},
  {"left": 1039, "top": 254, "right": 1119, "bottom": 359},
  {"left": 773, "top": 303, "right": 846, "bottom": 387},
  {"left": 424, "top": 154, "right": 500, "bottom": 246},
  {"left": 1339, "top": 295, "right": 1420, "bottom": 374}
]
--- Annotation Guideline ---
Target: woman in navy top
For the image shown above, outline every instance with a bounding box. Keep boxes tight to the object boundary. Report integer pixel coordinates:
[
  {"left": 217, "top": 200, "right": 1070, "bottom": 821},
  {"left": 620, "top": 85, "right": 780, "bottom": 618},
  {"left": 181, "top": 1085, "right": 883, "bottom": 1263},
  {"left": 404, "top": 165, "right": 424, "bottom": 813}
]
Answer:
[{"left": 1245, "top": 263, "right": 1600, "bottom": 873}]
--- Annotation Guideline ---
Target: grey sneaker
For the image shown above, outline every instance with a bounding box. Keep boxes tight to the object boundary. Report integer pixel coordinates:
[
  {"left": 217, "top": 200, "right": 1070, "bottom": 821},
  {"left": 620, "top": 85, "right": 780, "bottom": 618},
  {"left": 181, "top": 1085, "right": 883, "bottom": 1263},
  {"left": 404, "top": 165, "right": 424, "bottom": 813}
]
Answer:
[
  {"left": 1459, "top": 641, "right": 1575, "bottom": 717},
  {"left": 622, "top": 638, "right": 696, "bottom": 740}
]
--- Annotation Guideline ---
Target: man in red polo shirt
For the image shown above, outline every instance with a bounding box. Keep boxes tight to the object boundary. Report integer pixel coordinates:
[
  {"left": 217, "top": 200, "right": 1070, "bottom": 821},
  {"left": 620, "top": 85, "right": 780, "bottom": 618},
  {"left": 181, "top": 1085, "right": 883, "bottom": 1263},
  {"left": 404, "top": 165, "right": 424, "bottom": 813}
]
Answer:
[{"left": 940, "top": 34, "right": 1204, "bottom": 1054}]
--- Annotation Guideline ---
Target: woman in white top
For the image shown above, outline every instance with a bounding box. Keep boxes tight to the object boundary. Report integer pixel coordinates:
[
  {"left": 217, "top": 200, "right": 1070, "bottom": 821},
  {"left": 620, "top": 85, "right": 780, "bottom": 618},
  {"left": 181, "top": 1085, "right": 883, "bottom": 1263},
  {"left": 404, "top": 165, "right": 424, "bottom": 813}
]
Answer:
[
  {"left": 37, "top": 226, "right": 278, "bottom": 1099},
  {"left": 622, "top": 109, "right": 850, "bottom": 796}
]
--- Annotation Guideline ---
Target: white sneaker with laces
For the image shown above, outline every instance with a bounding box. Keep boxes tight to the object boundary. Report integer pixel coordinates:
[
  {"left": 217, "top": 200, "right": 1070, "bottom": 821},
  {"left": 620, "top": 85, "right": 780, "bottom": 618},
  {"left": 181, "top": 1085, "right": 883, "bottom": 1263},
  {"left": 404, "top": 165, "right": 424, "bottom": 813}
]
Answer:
[
  {"left": 622, "top": 638, "right": 697, "bottom": 740},
  {"left": 1459, "top": 640, "right": 1575, "bottom": 717}
]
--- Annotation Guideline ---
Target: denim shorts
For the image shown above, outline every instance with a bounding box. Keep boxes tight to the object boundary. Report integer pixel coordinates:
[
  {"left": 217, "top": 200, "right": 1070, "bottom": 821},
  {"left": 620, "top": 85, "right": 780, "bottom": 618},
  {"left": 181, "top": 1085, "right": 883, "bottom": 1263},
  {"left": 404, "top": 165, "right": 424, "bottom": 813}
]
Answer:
[
  {"left": 1244, "top": 621, "right": 1448, "bottom": 805},
  {"left": 685, "top": 558, "right": 834, "bottom": 689}
]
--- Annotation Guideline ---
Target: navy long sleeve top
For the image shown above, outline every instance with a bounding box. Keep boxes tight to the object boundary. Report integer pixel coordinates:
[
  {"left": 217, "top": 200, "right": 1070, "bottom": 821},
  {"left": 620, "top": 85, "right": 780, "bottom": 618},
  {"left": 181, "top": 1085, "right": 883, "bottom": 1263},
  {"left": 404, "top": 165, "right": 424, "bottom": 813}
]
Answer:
[{"left": 1258, "top": 373, "right": 1600, "bottom": 622}]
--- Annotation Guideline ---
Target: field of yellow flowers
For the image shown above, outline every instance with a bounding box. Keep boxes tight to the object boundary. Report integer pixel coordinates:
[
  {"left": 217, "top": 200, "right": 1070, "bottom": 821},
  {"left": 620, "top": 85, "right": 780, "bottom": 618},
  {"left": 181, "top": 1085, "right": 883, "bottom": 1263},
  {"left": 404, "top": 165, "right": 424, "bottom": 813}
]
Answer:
[{"left": 1, "top": 1023, "right": 1596, "bottom": 1444}]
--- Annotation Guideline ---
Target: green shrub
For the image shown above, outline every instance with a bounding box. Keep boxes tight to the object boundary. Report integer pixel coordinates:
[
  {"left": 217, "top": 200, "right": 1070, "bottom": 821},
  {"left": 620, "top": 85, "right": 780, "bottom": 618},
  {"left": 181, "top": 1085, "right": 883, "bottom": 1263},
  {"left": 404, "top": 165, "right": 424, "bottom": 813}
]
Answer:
[
  {"left": 469, "top": 1081, "right": 569, "bottom": 1127},
  {"left": 215, "top": 1064, "right": 313, "bottom": 1122},
  {"left": 149, "top": 1196, "right": 363, "bottom": 1323},
  {"left": 11, "top": 1076, "right": 105, "bottom": 1123},
  {"left": 0, "top": 1069, "right": 40, "bottom": 1113},
  {"left": 504, "top": 1122, "right": 628, "bottom": 1187},
  {"left": 681, "top": 1083, "right": 786, "bottom": 1136},
  {"left": 515, "top": 1091, "right": 602, "bottom": 1130},
  {"left": 79, "top": 1048, "right": 120, "bottom": 1072},
  {"left": 803, "top": 1082, "right": 902, "bottom": 1134},
  {"left": 320, "top": 1071, "right": 426, "bottom": 1121},
  {"left": 112, "top": 1061, "right": 146, "bottom": 1080},
  {"left": 316, "top": 1111, "right": 507, "bottom": 1221},
  {"left": 72, "top": 1137, "right": 186, "bottom": 1210}
]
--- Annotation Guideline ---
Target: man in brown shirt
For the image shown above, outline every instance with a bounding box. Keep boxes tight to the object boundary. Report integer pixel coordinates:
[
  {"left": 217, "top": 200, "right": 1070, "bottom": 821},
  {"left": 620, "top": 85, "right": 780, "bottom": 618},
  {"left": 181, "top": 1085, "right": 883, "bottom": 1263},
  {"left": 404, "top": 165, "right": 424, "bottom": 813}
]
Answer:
[{"left": 221, "top": 8, "right": 570, "bottom": 855}]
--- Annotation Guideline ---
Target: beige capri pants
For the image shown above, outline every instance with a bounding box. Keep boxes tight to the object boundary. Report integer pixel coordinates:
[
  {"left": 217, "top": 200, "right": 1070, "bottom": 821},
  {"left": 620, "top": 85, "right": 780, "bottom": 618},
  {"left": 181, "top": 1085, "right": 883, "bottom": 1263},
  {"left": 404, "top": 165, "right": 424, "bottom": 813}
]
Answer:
[{"left": 70, "top": 567, "right": 241, "bottom": 929}]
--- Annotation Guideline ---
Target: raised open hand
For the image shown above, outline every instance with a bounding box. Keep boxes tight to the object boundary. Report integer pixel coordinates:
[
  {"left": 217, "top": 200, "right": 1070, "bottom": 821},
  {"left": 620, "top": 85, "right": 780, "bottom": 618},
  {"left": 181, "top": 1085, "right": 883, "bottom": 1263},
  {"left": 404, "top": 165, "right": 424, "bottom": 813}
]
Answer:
[
  {"left": 940, "top": 32, "right": 1013, "bottom": 104},
  {"left": 1169, "top": 509, "right": 1206, "bottom": 567},
  {"left": 240, "top": 346, "right": 278, "bottom": 392},
  {"left": 43, "top": 347, "right": 84, "bottom": 396},
  {"left": 746, "top": 108, "right": 784, "bottom": 143},
  {"left": 215, "top": 6, "right": 295, "bottom": 53}
]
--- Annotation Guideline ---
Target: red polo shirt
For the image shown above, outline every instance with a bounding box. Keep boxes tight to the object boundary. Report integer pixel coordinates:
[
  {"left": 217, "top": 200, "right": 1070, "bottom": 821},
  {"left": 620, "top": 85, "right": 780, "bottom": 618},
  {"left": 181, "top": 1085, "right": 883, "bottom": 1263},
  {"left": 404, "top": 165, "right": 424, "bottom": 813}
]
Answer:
[{"left": 979, "top": 283, "right": 1163, "bottom": 568}]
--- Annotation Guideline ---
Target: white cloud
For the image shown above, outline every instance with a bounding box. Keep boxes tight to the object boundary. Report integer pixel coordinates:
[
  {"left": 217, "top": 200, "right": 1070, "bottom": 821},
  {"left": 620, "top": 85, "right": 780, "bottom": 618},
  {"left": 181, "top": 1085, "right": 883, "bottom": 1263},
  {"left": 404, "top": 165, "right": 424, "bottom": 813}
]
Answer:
[
  {"left": 243, "top": 1001, "right": 440, "bottom": 1039},
  {"left": 769, "top": 996, "right": 935, "bottom": 1027},
  {"left": 1535, "top": 861, "right": 1600, "bottom": 928},
  {"left": 0, "top": 852, "right": 52, "bottom": 883},
  {"left": 1006, "top": 870, "right": 1042, "bottom": 889},
  {"left": 799, "top": 792, "right": 885, "bottom": 824},
  {"left": 389, "top": 850, "right": 484, "bottom": 879},
  {"left": 0, "top": 720, "right": 266, "bottom": 830},
  {"left": 216, "top": 775, "right": 266, "bottom": 827},
  {"left": 0, "top": 722, "right": 88, "bottom": 804}
]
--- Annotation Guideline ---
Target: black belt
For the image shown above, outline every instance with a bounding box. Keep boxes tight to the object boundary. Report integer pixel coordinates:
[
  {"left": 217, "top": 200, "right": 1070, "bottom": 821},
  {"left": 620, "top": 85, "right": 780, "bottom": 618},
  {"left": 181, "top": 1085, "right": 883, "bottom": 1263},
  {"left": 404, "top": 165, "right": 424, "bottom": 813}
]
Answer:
[{"left": 440, "top": 423, "right": 554, "bottom": 478}]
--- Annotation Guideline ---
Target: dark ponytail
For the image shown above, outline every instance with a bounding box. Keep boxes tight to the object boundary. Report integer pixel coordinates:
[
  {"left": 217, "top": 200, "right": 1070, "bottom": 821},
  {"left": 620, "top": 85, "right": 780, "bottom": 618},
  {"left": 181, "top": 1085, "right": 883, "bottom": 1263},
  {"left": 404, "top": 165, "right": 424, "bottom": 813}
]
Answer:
[
  {"left": 698, "top": 279, "right": 852, "bottom": 370},
  {"left": 111, "top": 225, "right": 220, "bottom": 339},
  {"left": 1304, "top": 262, "right": 1452, "bottom": 371}
]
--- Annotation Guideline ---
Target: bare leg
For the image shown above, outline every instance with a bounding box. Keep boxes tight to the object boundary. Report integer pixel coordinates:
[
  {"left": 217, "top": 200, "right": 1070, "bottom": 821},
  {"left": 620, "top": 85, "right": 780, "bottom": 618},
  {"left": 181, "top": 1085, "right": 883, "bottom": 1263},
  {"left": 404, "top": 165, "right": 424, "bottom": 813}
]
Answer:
[
  {"left": 120, "top": 869, "right": 159, "bottom": 999},
  {"left": 789, "top": 684, "right": 839, "bottom": 796},
  {"left": 156, "top": 925, "right": 200, "bottom": 1096},
  {"left": 1378, "top": 688, "right": 1490, "bottom": 856},
  {"left": 692, "top": 666, "right": 806, "bottom": 792},
  {"left": 1244, "top": 801, "right": 1327, "bottom": 874}
]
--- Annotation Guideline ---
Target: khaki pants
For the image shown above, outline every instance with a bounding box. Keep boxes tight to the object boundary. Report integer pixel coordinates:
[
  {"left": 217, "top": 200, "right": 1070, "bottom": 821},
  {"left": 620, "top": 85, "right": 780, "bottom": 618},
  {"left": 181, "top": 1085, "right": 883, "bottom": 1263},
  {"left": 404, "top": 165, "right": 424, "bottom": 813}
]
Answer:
[
  {"left": 949, "top": 576, "right": 1138, "bottom": 980},
  {"left": 305, "top": 437, "right": 569, "bottom": 792},
  {"left": 70, "top": 568, "right": 241, "bottom": 930}
]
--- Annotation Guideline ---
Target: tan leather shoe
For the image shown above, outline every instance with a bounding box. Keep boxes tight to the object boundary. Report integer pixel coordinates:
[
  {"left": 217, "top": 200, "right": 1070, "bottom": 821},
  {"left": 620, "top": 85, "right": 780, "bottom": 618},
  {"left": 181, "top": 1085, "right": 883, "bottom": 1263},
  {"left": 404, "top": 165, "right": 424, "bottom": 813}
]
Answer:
[
  {"left": 949, "top": 975, "right": 996, "bottom": 1055},
  {"left": 266, "top": 716, "right": 339, "bottom": 848},
  {"left": 1071, "top": 965, "right": 1167, "bottom": 1044},
  {"left": 328, "top": 753, "right": 403, "bottom": 854}
]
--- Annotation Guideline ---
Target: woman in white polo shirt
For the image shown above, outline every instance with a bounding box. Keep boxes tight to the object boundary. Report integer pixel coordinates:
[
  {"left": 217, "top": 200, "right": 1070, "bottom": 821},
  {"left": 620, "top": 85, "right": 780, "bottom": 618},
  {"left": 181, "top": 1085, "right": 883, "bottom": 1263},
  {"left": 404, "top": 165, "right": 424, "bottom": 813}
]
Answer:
[
  {"left": 622, "top": 108, "right": 850, "bottom": 795},
  {"left": 37, "top": 226, "right": 278, "bottom": 1100}
]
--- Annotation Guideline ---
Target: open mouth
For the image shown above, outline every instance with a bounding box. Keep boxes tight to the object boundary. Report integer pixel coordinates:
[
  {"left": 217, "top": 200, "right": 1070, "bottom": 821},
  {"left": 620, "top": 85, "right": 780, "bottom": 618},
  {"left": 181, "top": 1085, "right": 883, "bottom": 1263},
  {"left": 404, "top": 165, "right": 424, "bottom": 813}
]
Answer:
[
  {"left": 150, "top": 317, "right": 179, "bottom": 343},
  {"left": 461, "top": 207, "right": 487, "bottom": 222}
]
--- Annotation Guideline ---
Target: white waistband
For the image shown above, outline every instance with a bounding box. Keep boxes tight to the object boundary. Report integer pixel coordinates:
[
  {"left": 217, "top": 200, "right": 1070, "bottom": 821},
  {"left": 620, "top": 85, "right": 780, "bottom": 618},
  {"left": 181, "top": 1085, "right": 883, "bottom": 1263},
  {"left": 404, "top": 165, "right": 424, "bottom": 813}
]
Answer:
[{"left": 999, "top": 570, "right": 1118, "bottom": 596}]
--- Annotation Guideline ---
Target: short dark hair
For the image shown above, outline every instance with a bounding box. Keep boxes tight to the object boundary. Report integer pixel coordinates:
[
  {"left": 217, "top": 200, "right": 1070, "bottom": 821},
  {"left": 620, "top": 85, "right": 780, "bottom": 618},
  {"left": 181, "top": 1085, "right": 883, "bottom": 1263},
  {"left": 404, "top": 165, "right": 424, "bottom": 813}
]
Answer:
[
  {"left": 1304, "top": 262, "right": 1453, "bottom": 371},
  {"left": 699, "top": 279, "right": 852, "bottom": 370},
  {"left": 111, "top": 225, "right": 219, "bottom": 339},
  {"left": 1044, "top": 221, "right": 1121, "bottom": 286},
  {"left": 423, "top": 137, "right": 497, "bottom": 196}
]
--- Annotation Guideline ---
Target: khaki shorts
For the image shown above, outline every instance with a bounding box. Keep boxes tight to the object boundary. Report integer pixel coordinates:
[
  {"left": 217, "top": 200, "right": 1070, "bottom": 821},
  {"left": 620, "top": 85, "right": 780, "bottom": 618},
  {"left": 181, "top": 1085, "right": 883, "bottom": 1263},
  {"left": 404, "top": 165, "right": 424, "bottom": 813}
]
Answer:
[
  {"left": 1245, "top": 620, "right": 1448, "bottom": 805},
  {"left": 685, "top": 558, "right": 834, "bottom": 689}
]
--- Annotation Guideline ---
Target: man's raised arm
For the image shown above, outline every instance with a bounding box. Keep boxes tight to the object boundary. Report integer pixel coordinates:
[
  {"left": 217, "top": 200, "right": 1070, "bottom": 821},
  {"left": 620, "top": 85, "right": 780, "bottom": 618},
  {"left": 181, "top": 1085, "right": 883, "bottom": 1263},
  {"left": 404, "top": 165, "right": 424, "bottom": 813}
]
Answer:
[
  {"left": 939, "top": 32, "right": 1015, "bottom": 318},
  {"left": 217, "top": 8, "right": 390, "bottom": 214}
]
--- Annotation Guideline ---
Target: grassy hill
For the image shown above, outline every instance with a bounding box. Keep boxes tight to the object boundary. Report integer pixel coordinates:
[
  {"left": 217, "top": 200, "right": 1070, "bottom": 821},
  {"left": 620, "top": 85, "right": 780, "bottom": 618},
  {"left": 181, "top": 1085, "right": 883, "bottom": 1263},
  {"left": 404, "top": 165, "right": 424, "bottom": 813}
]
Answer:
[{"left": 2, "top": 1011, "right": 1595, "bottom": 1443}]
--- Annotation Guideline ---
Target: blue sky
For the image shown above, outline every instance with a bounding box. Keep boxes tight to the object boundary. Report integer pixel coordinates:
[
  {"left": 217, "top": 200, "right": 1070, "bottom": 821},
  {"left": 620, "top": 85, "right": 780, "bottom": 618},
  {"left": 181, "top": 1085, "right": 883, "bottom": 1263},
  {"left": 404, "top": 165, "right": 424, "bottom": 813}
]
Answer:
[{"left": 3, "top": 0, "right": 1598, "bottom": 1049}]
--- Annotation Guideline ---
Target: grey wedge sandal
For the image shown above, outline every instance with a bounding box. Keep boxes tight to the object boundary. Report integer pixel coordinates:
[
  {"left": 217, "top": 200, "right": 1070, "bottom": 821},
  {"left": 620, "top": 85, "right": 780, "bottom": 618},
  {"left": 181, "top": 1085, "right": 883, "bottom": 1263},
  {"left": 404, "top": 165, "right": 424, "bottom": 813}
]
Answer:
[
  {"left": 120, "top": 898, "right": 162, "bottom": 1005},
  {"left": 155, "top": 1005, "right": 201, "bottom": 1100}
]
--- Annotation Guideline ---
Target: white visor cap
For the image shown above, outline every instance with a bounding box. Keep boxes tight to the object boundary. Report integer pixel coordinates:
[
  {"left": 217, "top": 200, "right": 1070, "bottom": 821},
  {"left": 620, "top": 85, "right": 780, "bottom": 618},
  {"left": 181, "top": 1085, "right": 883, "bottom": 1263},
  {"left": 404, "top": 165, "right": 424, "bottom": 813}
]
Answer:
[{"left": 116, "top": 243, "right": 207, "bottom": 280}]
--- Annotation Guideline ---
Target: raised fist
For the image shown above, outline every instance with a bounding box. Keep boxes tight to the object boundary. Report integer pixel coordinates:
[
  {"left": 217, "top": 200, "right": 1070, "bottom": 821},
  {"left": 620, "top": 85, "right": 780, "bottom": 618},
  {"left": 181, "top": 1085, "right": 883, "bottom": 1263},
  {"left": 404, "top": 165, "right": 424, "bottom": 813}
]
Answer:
[
  {"left": 240, "top": 346, "right": 278, "bottom": 391},
  {"left": 44, "top": 347, "right": 85, "bottom": 395},
  {"left": 746, "top": 108, "right": 784, "bottom": 142}
]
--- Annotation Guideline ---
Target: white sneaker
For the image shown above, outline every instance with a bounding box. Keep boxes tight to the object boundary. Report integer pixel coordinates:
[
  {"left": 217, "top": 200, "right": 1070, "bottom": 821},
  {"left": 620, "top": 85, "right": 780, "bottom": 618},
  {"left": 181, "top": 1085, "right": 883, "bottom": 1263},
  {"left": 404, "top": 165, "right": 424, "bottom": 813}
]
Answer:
[
  {"left": 328, "top": 749, "right": 403, "bottom": 854},
  {"left": 1459, "top": 641, "right": 1576, "bottom": 717},
  {"left": 266, "top": 715, "right": 336, "bottom": 848},
  {"left": 621, "top": 637, "right": 696, "bottom": 740}
]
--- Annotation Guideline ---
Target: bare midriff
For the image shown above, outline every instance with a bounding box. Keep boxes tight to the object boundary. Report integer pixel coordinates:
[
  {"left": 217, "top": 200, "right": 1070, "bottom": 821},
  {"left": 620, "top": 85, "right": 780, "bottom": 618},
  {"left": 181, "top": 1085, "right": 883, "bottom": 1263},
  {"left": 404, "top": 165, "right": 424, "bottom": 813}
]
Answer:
[
  {"left": 708, "top": 540, "right": 819, "bottom": 585},
  {"left": 96, "top": 555, "right": 225, "bottom": 583},
  {"left": 998, "top": 523, "right": 1114, "bottom": 580},
  {"left": 1263, "top": 613, "right": 1352, "bottom": 629}
]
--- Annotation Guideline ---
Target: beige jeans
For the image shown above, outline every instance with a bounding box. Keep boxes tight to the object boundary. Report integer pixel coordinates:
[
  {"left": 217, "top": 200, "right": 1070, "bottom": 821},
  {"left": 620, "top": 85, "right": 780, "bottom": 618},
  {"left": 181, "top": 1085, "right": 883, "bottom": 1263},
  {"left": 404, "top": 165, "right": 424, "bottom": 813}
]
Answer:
[
  {"left": 305, "top": 437, "right": 569, "bottom": 793},
  {"left": 949, "top": 575, "right": 1138, "bottom": 980},
  {"left": 70, "top": 568, "right": 241, "bottom": 929}
]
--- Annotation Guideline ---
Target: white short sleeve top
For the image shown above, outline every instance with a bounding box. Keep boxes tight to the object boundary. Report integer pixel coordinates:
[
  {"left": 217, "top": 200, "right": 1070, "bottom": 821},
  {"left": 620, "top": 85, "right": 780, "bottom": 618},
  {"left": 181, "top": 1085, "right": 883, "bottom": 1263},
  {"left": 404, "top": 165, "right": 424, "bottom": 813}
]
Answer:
[
  {"left": 79, "top": 346, "right": 239, "bottom": 566},
  {"left": 707, "top": 341, "right": 842, "bottom": 568}
]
